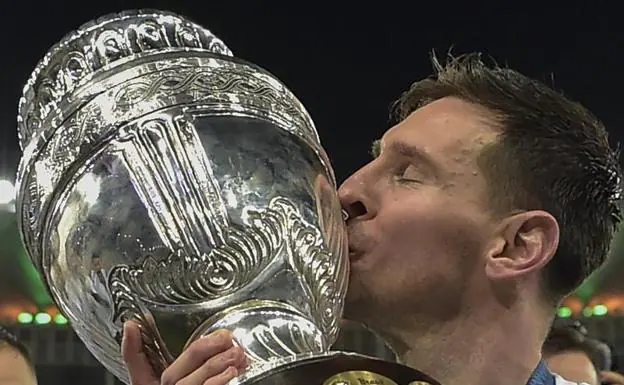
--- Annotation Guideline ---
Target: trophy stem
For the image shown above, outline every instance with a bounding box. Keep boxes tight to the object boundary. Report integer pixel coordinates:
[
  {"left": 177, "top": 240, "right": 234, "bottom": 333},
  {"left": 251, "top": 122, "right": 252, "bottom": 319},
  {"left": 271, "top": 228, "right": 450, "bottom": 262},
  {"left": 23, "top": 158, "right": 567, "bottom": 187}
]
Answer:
[{"left": 185, "top": 300, "right": 329, "bottom": 372}]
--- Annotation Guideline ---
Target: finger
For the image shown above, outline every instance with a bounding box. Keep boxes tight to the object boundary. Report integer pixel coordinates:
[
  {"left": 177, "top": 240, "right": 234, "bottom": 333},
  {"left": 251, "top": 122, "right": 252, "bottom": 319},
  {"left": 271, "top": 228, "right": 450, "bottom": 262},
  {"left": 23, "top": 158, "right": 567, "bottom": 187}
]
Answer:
[
  {"left": 202, "top": 366, "right": 239, "bottom": 385},
  {"left": 230, "top": 340, "right": 249, "bottom": 369},
  {"left": 237, "top": 350, "right": 249, "bottom": 370},
  {"left": 122, "top": 321, "right": 157, "bottom": 385},
  {"left": 161, "top": 330, "right": 234, "bottom": 385},
  {"left": 179, "top": 346, "right": 246, "bottom": 385}
]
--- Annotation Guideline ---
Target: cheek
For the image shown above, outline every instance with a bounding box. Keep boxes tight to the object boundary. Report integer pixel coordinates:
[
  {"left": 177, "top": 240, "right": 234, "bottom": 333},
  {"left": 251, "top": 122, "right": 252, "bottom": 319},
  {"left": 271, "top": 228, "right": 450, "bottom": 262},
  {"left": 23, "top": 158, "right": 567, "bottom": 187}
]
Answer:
[
  {"left": 378, "top": 197, "right": 486, "bottom": 265},
  {"left": 358, "top": 194, "right": 490, "bottom": 305}
]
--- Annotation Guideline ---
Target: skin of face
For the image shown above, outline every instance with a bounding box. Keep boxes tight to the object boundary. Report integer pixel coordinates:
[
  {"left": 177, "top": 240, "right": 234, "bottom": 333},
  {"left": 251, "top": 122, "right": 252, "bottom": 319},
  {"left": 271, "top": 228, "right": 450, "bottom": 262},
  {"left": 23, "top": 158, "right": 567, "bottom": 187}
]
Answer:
[
  {"left": 340, "top": 97, "right": 511, "bottom": 327},
  {"left": 546, "top": 350, "right": 599, "bottom": 385},
  {"left": 0, "top": 345, "right": 37, "bottom": 385}
]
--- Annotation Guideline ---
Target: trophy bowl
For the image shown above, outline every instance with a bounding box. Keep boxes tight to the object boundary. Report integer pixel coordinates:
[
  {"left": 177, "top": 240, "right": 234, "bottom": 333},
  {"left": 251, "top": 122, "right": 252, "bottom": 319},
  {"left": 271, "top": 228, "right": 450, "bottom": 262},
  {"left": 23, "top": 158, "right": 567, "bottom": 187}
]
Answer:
[{"left": 15, "top": 10, "right": 439, "bottom": 385}]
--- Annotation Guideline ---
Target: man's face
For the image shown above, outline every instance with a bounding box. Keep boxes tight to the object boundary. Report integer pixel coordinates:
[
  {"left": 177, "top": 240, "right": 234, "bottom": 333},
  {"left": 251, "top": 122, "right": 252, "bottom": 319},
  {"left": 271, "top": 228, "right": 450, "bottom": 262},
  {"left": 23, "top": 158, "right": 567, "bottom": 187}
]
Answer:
[
  {"left": 546, "top": 351, "right": 599, "bottom": 385},
  {"left": 338, "top": 97, "right": 501, "bottom": 326},
  {"left": 0, "top": 346, "right": 36, "bottom": 385}
]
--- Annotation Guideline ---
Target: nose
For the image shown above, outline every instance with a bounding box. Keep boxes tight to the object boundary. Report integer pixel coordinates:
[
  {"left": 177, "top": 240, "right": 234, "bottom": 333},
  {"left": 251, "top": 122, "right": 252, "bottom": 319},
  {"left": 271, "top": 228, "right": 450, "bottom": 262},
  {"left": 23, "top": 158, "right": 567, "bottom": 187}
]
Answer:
[{"left": 338, "top": 169, "right": 376, "bottom": 222}]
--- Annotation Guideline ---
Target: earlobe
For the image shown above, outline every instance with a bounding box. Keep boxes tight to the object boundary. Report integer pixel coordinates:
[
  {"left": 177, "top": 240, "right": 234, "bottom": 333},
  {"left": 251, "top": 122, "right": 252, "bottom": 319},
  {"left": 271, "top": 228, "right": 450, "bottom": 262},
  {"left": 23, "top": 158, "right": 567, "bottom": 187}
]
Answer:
[{"left": 485, "top": 210, "right": 560, "bottom": 280}]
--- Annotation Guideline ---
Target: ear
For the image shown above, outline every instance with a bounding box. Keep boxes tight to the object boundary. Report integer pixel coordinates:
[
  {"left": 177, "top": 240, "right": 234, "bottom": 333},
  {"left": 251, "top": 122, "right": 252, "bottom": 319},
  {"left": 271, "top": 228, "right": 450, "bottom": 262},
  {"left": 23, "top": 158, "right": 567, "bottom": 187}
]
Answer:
[{"left": 485, "top": 210, "right": 560, "bottom": 280}]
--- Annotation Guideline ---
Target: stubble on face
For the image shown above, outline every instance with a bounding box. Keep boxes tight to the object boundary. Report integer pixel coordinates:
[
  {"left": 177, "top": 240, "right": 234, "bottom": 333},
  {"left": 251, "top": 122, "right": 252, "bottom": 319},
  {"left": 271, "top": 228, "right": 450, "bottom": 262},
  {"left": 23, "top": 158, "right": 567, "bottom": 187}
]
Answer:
[{"left": 340, "top": 97, "right": 501, "bottom": 329}]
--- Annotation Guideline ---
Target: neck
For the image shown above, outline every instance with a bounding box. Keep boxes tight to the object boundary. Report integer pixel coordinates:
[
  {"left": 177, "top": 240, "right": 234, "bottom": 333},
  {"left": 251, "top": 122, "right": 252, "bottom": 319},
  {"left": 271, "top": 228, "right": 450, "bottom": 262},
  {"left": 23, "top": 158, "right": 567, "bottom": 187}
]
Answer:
[{"left": 373, "top": 300, "right": 551, "bottom": 385}]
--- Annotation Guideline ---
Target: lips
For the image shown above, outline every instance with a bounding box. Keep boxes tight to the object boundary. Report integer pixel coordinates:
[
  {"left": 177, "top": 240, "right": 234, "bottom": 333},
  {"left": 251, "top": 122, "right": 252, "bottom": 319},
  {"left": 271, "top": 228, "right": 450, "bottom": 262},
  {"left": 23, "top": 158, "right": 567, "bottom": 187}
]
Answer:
[
  {"left": 346, "top": 227, "right": 367, "bottom": 262},
  {"left": 348, "top": 246, "right": 364, "bottom": 261}
]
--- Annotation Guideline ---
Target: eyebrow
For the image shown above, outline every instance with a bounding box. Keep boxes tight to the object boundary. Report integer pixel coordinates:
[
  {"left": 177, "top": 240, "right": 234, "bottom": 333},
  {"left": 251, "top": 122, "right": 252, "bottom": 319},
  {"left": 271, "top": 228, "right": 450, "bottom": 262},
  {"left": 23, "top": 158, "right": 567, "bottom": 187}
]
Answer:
[
  {"left": 371, "top": 139, "right": 440, "bottom": 176},
  {"left": 370, "top": 140, "right": 382, "bottom": 158},
  {"left": 372, "top": 139, "right": 435, "bottom": 164}
]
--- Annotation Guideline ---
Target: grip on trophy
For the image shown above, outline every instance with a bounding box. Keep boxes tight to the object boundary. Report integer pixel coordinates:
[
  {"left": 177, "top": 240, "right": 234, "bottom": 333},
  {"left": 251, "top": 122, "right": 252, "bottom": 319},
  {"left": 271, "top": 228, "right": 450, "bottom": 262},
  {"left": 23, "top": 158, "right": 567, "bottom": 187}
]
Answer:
[{"left": 184, "top": 300, "right": 328, "bottom": 377}]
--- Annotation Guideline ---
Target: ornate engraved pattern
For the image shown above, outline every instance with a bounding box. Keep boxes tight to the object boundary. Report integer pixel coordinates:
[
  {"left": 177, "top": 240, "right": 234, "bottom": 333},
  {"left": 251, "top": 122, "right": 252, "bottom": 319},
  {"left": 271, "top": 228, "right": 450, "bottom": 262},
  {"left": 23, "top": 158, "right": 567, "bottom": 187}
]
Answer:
[
  {"left": 110, "top": 67, "right": 315, "bottom": 134},
  {"left": 116, "top": 116, "right": 230, "bottom": 254},
  {"left": 107, "top": 196, "right": 342, "bottom": 365},
  {"left": 276, "top": 198, "right": 347, "bottom": 339},
  {"left": 246, "top": 322, "right": 305, "bottom": 360},
  {"left": 107, "top": 196, "right": 335, "bottom": 305},
  {"left": 101, "top": 112, "right": 340, "bottom": 340},
  {"left": 107, "top": 213, "right": 282, "bottom": 304},
  {"left": 285, "top": 211, "right": 348, "bottom": 340},
  {"left": 17, "top": 9, "right": 232, "bottom": 150},
  {"left": 238, "top": 319, "right": 325, "bottom": 371},
  {"left": 113, "top": 70, "right": 300, "bottom": 121},
  {"left": 104, "top": 114, "right": 340, "bottom": 334},
  {"left": 108, "top": 269, "right": 174, "bottom": 372},
  {"left": 15, "top": 11, "right": 347, "bottom": 383},
  {"left": 17, "top": 60, "right": 320, "bottom": 271}
]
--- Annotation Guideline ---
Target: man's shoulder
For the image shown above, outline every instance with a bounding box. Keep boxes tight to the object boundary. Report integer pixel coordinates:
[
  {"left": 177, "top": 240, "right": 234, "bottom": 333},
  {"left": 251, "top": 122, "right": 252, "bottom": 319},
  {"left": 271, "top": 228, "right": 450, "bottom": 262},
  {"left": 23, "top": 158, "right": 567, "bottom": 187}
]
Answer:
[{"left": 554, "top": 374, "right": 589, "bottom": 385}]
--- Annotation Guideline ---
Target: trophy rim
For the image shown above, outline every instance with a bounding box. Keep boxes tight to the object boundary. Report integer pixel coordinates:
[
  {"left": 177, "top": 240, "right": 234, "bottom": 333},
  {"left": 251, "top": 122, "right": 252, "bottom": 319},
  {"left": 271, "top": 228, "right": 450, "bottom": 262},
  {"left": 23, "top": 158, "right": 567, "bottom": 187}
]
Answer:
[{"left": 17, "top": 8, "right": 233, "bottom": 151}]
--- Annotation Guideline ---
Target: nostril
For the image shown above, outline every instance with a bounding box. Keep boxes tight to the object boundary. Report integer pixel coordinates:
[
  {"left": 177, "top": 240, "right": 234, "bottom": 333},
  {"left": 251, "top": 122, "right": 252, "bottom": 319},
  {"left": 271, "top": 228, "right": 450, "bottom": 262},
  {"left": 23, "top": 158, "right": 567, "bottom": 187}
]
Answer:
[{"left": 346, "top": 201, "right": 367, "bottom": 220}]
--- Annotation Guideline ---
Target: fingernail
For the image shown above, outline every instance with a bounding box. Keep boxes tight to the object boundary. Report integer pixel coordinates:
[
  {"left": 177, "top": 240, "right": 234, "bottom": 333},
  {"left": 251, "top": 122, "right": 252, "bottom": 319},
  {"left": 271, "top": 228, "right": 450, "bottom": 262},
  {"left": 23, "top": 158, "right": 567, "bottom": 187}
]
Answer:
[
  {"left": 121, "top": 323, "right": 130, "bottom": 342},
  {"left": 201, "top": 329, "right": 226, "bottom": 340},
  {"left": 213, "top": 329, "right": 231, "bottom": 337}
]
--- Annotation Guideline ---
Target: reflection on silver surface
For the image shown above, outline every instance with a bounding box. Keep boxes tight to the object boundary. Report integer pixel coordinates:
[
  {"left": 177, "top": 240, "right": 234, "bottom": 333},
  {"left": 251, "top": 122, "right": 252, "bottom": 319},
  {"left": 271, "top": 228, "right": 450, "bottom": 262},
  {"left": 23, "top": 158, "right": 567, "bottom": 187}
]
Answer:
[{"left": 16, "top": 10, "right": 348, "bottom": 384}]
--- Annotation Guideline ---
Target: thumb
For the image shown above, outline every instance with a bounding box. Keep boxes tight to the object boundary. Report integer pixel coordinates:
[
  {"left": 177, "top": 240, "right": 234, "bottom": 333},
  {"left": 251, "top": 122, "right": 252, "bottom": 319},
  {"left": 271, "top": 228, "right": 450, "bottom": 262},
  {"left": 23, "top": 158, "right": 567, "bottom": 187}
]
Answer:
[{"left": 122, "top": 321, "right": 158, "bottom": 385}]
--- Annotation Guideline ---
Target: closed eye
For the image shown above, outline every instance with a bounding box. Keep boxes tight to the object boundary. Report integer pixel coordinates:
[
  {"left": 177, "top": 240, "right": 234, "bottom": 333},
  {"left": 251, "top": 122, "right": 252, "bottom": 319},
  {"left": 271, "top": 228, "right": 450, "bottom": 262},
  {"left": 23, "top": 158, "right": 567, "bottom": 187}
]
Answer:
[{"left": 394, "top": 164, "right": 424, "bottom": 183}]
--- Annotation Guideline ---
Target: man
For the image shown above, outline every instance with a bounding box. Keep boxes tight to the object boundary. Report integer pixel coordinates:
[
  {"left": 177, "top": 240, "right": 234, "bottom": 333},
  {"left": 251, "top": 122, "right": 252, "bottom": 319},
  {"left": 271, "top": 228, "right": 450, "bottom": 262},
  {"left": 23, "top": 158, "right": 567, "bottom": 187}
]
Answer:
[
  {"left": 543, "top": 320, "right": 610, "bottom": 385},
  {"left": 0, "top": 327, "right": 37, "bottom": 385},
  {"left": 122, "top": 53, "right": 623, "bottom": 385}
]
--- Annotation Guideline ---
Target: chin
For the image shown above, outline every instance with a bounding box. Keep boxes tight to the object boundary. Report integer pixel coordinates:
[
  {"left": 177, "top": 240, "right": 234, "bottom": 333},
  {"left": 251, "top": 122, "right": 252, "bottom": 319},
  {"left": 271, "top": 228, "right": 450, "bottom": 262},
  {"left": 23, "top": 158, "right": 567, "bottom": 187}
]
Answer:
[
  {"left": 341, "top": 302, "right": 363, "bottom": 324},
  {"left": 342, "top": 279, "right": 372, "bottom": 322}
]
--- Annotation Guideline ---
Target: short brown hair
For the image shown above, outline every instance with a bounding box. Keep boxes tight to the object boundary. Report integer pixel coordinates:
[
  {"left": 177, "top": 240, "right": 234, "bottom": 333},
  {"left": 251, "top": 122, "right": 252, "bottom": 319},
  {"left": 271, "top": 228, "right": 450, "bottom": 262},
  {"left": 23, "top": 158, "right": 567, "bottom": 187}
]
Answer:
[{"left": 394, "top": 52, "right": 622, "bottom": 302}]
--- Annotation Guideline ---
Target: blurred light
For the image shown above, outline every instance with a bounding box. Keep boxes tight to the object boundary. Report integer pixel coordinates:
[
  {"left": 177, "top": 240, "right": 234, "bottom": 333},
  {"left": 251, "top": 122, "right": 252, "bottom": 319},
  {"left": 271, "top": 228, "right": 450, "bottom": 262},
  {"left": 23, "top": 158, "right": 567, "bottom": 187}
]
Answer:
[
  {"left": 0, "top": 180, "right": 15, "bottom": 205},
  {"left": 17, "top": 313, "right": 33, "bottom": 324},
  {"left": 557, "top": 307, "right": 572, "bottom": 318},
  {"left": 582, "top": 307, "right": 593, "bottom": 317},
  {"left": 54, "top": 314, "right": 68, "bottom": 325},
  {"left": 34, "top": 312, "right": 51, "bottom": 325},
  {"left": 593, "top": 304, "right": 608, "bottom": 316}
]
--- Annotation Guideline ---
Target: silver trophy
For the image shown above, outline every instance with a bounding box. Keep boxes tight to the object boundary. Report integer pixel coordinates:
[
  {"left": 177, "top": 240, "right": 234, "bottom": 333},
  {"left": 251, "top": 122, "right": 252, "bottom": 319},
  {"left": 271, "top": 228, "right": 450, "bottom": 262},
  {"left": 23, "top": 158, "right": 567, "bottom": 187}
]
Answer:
[{"left": 15, "top": 10, "right": 438, "bottom": 385}]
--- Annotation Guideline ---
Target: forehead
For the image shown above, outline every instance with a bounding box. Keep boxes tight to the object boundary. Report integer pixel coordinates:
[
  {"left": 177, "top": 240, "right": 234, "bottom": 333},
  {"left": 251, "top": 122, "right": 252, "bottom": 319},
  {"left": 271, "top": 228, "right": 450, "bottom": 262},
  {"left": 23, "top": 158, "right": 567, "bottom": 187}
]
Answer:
[{"left": 381, "top": 97, "right": 498, "bottom": 163}]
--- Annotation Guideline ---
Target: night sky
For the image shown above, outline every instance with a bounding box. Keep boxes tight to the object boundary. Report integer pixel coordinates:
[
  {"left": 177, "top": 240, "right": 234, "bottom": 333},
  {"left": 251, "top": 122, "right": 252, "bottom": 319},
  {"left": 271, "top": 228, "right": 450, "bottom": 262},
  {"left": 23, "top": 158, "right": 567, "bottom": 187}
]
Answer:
[{"left": 0, "top": 1, "right": 622, "bottom": 304}]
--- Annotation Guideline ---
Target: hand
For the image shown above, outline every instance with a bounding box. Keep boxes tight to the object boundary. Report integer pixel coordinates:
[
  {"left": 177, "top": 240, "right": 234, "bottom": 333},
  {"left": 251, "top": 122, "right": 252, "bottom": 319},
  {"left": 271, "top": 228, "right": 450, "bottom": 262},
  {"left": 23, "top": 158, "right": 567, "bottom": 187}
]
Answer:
[
  {"left": 601, "top": 371, "right": 624, "bottom": 385},
  {"left": 122, "top": 321, "right": 248, "bottom": 385}
]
